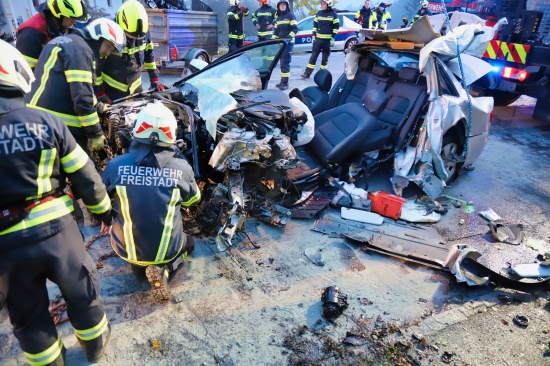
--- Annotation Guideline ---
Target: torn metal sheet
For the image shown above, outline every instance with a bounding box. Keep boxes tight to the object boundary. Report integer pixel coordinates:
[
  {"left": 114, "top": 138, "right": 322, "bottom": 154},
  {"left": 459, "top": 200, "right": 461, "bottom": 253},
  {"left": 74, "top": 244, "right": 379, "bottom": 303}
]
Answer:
[
  {"left": 312, "top": 212, "right": 448, "bottom": 267},
  {"left": 208, "top": 129, "right": 272, "bottom": 171},
  {"left": 291, "top": 190, "right": 334, "bottom": 219},
  {"left": 510, "top": 262, "right": 550, "bottom": 278},
  {"left": 399, "top": 199, "right": 442, "bottom": 223},
  {"left": 359, "top": 16, "right": 441, "bottom": 45},
  {"left": 446, "top": 54, "right": 493, "bottom": 86},
  {"left": 489, "top": 223, "right": 525, "bottom": 245},
  {"left": 444, "top": 244, "right": 550, "bottom": 290}
]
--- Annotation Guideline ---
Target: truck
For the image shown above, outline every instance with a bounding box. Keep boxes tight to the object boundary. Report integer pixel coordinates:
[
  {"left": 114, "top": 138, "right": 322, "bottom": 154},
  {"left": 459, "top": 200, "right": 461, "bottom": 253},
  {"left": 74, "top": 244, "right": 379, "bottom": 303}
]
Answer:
[
  {"left": 428, "top": 0, "right": 550, "bottom": 123},
  {"left": 0, "top": 0, "right": 36, "bottom": 44}
]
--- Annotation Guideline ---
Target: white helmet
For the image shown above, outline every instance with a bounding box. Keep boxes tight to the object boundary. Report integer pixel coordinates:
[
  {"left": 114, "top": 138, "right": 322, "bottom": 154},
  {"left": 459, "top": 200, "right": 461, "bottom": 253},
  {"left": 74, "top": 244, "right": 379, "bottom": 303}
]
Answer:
[
  {"left": 86, "top": 18, "right": 125, "bottom": 56},
  {"left": 421, "top": 0, "right": 429, "bottom": 8},
  {"left": 322, "top": 0, "right": 333, "bottom": 6},
  {"left": 0, "top": 40, "right": 35, "bottom": 93},
  {"left": 230, "top": 0, "right": 240, "bottom": 6},
  {"left": 133, "top": 102, "right": 177, "bottom": 146}
]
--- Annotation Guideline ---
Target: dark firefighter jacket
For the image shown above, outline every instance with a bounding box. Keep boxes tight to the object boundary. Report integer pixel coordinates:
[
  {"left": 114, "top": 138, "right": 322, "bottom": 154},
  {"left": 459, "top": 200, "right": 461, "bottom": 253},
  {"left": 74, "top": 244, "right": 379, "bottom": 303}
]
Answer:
[
  {"left": 273, "top": 10, "right": 298, "bottom": 42},
  {"left": 355, "top": 6, "right": 374, "bottom": 28},
  {"left": 95, "top": 31, "right": 159, "bottom": 100},
  {"left": 16, "top": 2, "right": 71, "bottom": 70},
  {"left": 0, "top": 87, "right": 111, "bottom": 251},
  {"left": 102, "top": 141, "right": 201, "bottom": 266},
  {"left": 227, "top": 6, "right": 249, "bottom": 39},
  {"left": 25, "top": 29, "right": 103, "bottom": 140},
  {"left": 411, "top": 9, "right": 433, "bottom": 24},
  {"left": 252, "top": 5, "right": 277, "bottom": 38},
  {"left": 313, "top": 8, "right": 339, "bottom": 40}
]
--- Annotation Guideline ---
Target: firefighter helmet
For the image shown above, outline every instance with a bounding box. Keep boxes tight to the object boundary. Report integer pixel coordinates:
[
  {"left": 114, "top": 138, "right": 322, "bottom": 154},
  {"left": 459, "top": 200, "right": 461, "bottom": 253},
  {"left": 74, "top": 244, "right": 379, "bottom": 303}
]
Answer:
[
  {"left": 230, "top": 0, "right": 240, "bottom": 6},
  {"left": 421, "top": 0, "right": 429, "bottom": 8},
  {"left": 0, "top": 40, "right": 35, "bottom": 93},
  {"left": 116, "top": 0, "right": 149, "bottom": 39},
  {"left": 47, "top": 0, "right": 88, "bottom": 21},
  {"left": 86, "top": 18, "right": 125, "bottom": 56},
  {"left": 321, "top": 0, "right": 333, "bottom": 7},
  {"left": 260, "top": 0, "right": 269, "bottom": 5},
  {"left": 277, "top": 0, "right": 289, "bottom": 9},
  {"left": 133, "top": 103, "right": 177, "bottom": 146}
]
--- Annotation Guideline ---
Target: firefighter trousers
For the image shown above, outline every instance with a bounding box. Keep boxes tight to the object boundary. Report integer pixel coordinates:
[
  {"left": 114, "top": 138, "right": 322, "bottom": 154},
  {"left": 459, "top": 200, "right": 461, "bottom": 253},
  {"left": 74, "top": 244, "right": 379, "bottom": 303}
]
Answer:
[
  {"left": 1, "top": 217, "right": 108, "bottom": 365},
  {"left": 306, "top": 39, "right": 331, "bottom": 73},
  {"left": 279, "top": 42, "right": 294, "bottom": 83},
  {"left": 228, "top": 38, "right": 243, "bottom": 53}
]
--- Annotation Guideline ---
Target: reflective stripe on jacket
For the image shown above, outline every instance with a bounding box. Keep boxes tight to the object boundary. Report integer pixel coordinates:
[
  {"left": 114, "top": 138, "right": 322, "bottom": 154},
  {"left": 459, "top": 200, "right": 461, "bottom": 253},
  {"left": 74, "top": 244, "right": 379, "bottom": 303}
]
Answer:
[
  {"left": 95, "top": 31, "right": 159, "bottom": 100},
  {"left": 102, "top": 142, "right": 201, "bottom": 266},
  {"left": 313, "top": 9, "right": 339, "bottom": 40},
  {"left": 0, "top": 92, "right": 110, "bottom": 249},
  {"left": 355, "top": 6, "right": 374, "bottom": 28},
  {"left": 273, "top": 11, "right": 298, "bottom": 42},
  {"left": 25, "top": 31, "right": 102, "bottom": 139},
  {"left": 370, "top": 10, "right": 391, "bottom": 30},
  {"left": 252, "top": 5, "right": 277, "bottom": 38}
]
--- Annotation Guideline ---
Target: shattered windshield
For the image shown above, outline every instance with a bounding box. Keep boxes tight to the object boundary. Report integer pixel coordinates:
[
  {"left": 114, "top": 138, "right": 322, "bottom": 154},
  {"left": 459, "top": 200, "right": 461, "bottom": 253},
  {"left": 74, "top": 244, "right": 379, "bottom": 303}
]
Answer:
[
  {"left": 372, "top": 51, "right": 419, "bottom": 70},
  {"left": 179, "top": 43, "right": 285, "bottom": 138}
]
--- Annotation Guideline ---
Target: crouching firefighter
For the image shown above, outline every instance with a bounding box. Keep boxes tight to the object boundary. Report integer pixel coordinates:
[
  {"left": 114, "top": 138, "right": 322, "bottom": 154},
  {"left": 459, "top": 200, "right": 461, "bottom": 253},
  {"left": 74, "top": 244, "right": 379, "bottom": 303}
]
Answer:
[
  {"left": 0, "top": 40, "right": 113, "bottom": 364},
  {"left": 101, "top": 103, "right": 201, "bottom": 301},
  {"left": 95, "top": 0, "right": 167, "bottom": 103}
]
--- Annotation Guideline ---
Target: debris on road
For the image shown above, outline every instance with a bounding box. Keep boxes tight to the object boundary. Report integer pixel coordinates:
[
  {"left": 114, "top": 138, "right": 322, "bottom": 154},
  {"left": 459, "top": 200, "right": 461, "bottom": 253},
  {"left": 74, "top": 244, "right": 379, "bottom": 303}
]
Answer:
[
  {"left": 479, "top": 208, "right": 502, "bottom": 222},
  {"left": 513, "top": 315, "right": 529, "bottom": 328},
  {"left": 304, "top": 247, "right": 325, "bottom": 266},
  {"left": 510, "top": 261, "right": 550, "bottom": 278},
  {"left": 368, "top": 191, "right": 407, "bottom": 220},
  {"left": 489, "top": 222, "right": 526, "bottom": 245},
  {"left": 321, "top": 286, "right": 349, "bottom": 319},
  {"left": 341, "top": 207, "right": 384, "bottom": 225}
]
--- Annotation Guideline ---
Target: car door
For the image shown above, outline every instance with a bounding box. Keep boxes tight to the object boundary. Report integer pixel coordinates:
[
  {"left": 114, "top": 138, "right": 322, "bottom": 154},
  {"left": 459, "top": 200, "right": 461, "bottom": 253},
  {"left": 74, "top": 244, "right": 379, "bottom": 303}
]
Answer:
[
  {"left": 175, "top": 39, "right": 288, "bottom": 90},
  {"left": 294, "top": 16, "right": 315, "bottom": 52}
]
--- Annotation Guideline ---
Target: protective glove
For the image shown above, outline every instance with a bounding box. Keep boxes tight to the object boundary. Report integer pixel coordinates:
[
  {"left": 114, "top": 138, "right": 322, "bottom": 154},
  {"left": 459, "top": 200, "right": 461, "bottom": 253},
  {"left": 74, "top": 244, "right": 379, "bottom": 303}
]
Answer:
[
  {"left": 240, "top": 6, "right": 249, "bottom": 13},
  {"left": 330, "top": 38, "right": 335, "bottom": 47},
  {"left": 97, "top": 102, "right": 112, "bottom": 115},
  {"left": 95, "top": 92, "right": 111, "bottom": 104},
  {"left": 90, "top": 135, "right": 107, "bottom": 152},
  {"left": 150, "top": 78, "right": 167, "bottom": 91},
  {"left": 311, "top": 36, "right": 316, "bottom": 45}
]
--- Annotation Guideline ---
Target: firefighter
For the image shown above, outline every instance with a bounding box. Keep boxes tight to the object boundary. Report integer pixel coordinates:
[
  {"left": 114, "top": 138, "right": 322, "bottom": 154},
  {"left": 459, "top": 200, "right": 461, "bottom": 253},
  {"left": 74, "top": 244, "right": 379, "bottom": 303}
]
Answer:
[
  {"left": 26, "top": 18, "right": 125, "bottom": 155},
  {"left": 301, "top": 0, "right": 339, "bottom": 79},
  {"left": 227, "top": 0, "right": 250, "bottom": 52},
  {"left": 369, "top": 2, "right": 391, "bottom": 30},
  {"left": 95, "top": 0, "right": 167, "bottom": 104},
  {"left": 253, "top": 0, "right": 277, "bottom": 41},
  {"left": 16, "top": 0, "right": 88, "bottom": 70},
  {"left": 410, "top": 0, "right": 432, "bottom": 25},
  {"left": 272, "top": 0, "right": 298, "bottom": 90},
  {"left": 0, "top": 40, "right": 113, "bottom": 365},
  {"left": 355, "top": 0, "right": 374, "bottom": 29},
  {"left": 101, "top": 102, "right": 201, "bottom": 301}
]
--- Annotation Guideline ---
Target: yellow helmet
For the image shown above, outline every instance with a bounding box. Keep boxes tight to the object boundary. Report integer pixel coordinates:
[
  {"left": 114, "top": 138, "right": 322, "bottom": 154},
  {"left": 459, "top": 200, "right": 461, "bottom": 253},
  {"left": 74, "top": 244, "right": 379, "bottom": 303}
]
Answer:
[
  {"left": 47, "top": 0, "right": 88, "bottom": 21},
  {"left": 116, "top": 0, "right": 149, "bottom": 39}
]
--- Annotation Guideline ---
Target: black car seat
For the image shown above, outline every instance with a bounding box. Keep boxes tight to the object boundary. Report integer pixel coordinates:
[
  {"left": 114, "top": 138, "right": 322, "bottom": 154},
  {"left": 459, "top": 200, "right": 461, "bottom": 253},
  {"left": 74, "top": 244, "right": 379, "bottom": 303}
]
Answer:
[
  {"left": 326, "top": 57, "right": 378, "bottom": 109},
  {"left": 300, "top": 70, "right": 333, "bottom": 116}
]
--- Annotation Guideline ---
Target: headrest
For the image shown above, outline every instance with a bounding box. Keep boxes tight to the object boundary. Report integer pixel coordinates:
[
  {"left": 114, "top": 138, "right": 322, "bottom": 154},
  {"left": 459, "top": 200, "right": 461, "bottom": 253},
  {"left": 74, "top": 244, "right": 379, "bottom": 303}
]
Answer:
[
  {"left": 372, "top": 64, "right": 392, "bottom": 78},
  {"left": 398, "top": 67, "right": 420, "bottom": 82},
  {"left": 362, "top": 88, "right": 388, "bottom": 115},
  {"left": 314, "top": 69, "right": 332, "bottom": 93},
  {"left": 358, "top": 57, "right": 376, "bottom": 71}
]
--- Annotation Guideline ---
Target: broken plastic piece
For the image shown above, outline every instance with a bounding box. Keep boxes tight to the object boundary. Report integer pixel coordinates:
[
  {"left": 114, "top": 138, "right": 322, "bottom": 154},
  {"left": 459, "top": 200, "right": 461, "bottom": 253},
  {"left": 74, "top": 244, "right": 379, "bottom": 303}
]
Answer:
[
  {"left": 321, "top": 286, "right": 348, "bottom": 319},
  {"left": 510, "top": 262, "right": 550, "bottom": 278},
  {"left": 368, "top": 191, "right": 406, "bottom": 220},
  {"left": 341, "top": 207, "right": 384, "bottom": 225},
  {"left": 489, "top": 223, "right": 525, "bottom": 245},
  {"left": 479, "top": 208, "right": 501, "bottom": 222},
  {"left": 304, "top": 247, "right": 325, "bottom": 266}
]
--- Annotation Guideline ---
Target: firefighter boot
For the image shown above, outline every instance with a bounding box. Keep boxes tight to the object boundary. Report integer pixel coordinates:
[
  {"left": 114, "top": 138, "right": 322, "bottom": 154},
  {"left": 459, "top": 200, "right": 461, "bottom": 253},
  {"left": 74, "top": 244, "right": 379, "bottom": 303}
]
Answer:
[
  {"left": 276, "top": 77, "right": 289, "bottom": 91},
  {"left": 301, "top": 69, "right": 312, "bottom": 79},
  {"left": 146, "top": 265, "right": 171, "bottom": 301},
  {"left": 78, "top": 324, "right": 111, "bottom": 362}
]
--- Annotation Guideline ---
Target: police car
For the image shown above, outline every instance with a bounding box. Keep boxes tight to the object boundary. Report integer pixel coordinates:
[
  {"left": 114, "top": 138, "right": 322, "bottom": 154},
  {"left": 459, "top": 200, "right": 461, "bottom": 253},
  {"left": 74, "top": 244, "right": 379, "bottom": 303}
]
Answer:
[{"left": 294, "top": 11, "right": 357, "bottom": 53}]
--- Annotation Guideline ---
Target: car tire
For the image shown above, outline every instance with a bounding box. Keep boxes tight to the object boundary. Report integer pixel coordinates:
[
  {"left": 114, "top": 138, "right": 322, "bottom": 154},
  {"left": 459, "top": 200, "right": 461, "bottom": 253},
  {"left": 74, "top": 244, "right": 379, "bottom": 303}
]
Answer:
[
  {"left": 344, "top": 38, "right": 358, "bottom": 54},
  {"left": 490, "top": 90, "right": 521, "bottom": 106},
  {"left": 440, "top": 133, "right": 464, "bottom": 184},
  {"left": 185, "top": 48, "right": 211, "bottom": 65}
]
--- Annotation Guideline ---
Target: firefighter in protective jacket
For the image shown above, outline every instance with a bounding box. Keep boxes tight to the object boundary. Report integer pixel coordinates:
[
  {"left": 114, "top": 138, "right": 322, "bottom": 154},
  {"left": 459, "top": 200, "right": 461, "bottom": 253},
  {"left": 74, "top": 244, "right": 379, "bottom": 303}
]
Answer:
[
  {"left": 95, "top": 0, "right": 166, "bottom": 103},
  {"left": 410, "top": 0, "right": 432, "bottom": 25},
  {"left": 252, "top": 0, "right": 277, "bottom": 41},
  {"left": 101, "top": 102, "right": 201, "bottom": 301},
  {"left": 0, "top": 40, "right": 112, "bottom": 365},
  {"left": 16, "top": 0, "right": 89, "bottom": 70},
  {"left": 369, "top": 2, "right": 391, "bottom": 30},
  {"left": 301, "top": 0, "right": 339, "bottom": 79},
  {"left": 26, "top": 18, "right": 125, "bottom": 154},
  {"left": 227, "top": 0, "right": 250, "bottom": 52},
  {"left": 355, "top": 0, "right": 374, "bottom": 28},
  {"left": 272, "top": 0, "right": 298, "bottom": 90}
]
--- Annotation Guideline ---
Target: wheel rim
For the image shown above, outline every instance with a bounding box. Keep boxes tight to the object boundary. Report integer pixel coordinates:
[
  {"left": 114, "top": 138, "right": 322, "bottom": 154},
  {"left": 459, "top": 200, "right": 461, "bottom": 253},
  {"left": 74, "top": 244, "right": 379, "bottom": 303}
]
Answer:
[
  {"left": 196, "top": 53, "right": 208, "bottom": 62},
  {"left": 442, "top": 142, "right": 459, "bottom": 177}
]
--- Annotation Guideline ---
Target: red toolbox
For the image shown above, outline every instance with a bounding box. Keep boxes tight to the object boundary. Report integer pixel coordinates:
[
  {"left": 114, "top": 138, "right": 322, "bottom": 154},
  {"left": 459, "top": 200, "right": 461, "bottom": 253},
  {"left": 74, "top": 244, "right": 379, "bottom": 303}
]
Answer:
[{"left": 367, "top": 191, "right": 407, "bottom": 220}]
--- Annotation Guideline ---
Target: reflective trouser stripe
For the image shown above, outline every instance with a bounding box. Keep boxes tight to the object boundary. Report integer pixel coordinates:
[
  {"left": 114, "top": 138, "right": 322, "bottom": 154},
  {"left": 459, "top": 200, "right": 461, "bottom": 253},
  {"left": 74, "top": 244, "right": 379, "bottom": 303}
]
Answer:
[
  {"left": 145, "top": 42, "right": 154, "bottom": 51},
  {"left": 144, "top": 61, "right": 156, "bottom": 70},
  {"left": 317, "top": 34, "right": 332, "bottom": 39},
  {"left": 86, "top": 193, "right": 111, "bottom": 215},
  {"left": 129, "top": 77, "right": 142, "bottom": 94},
  {"left": 24, "top": 337, "right": 63, "bottom": 366},
  {"left": 182, "top": 189, "right": 201, "bottom": 207},
  {"left": 64, "top": 70, "right": 93, "bottom": 83},
  {"left": 258, "top": 30, "right": 273, "bottom": 37},
  {"left": 36, "top": 149, "right": 56, "bottom": 198},
  {"left": 23, "top": 54, "right": 38, "bottom": 69},
  {"left": 116, "top": 185, "right": 137, "bottom": 261},
  {"left": 229, "top": 34, "right": 245, "bottom": 39},
  {"left": 155, "top": 188, "right": 181, "bottom": 262},
  {"left": 281, "top": 72, "right": 290, "bottom": 77},
  {"left": 0, "top": 195, "right": 73, "bottom": 235},
  {"left": 29, "top": 47, "right": 61, "bottom": 106},
  {"left": 74, "top": 313, "right": 108, "bottom": 341},
  {"left": 102, "top": 73, "right": 128, "bottom": 92},
  {"left": 320, "top": 64, "right": 328, "bottom": 69},
  {"left": 27, "top": 104, "right": 99, "bottom": 128},
  {"left": 307, "top": 64, "right": 315, "bottom": 69},
  {"left": 61, "top": 144, "right": 89, "bottom": 173}
]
